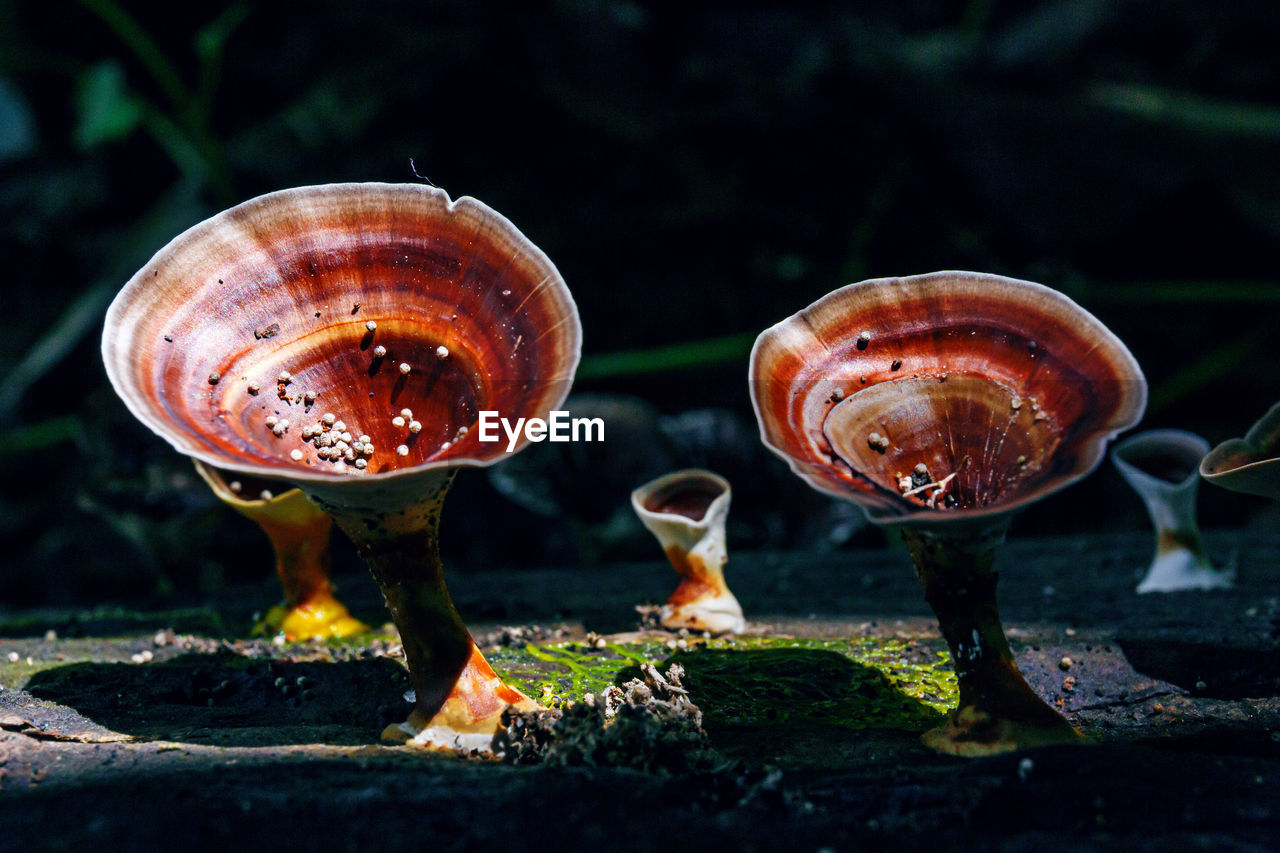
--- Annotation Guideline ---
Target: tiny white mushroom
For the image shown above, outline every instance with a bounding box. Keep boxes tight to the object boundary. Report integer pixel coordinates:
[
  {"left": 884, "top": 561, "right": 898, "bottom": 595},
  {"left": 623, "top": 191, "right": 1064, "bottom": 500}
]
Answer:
[
  {"left": 259, "top": 490, "right": 273, "bottom": 501},
  {"left": 400, "top": 408, "right": 413, "bottom": 419},
  {"left": 399, "top": 362, "right": 411, "bottom": 375},
  {"left": 373, "top": 345, "right": 387, "bottom": 358},
  {"left": 355, "top": 458, "right": 368, "bottom": 469},
  {"left": 322, "top": 413, "right": 336, "bottom": 426},
  {"left": 277, "top": 371, "right": 291, "bottom": 384},
  {"left": 290, "top": 449, "right": 304, "bottom": 461},
  {"left": 366, "top": 320, "right": 378, "bottom": 332},
  {"left": 409, "top": 420, "right": 422, "bottom": 434},
  {"left": 392, "top": 416, "right": 405, "bottom": 428},
  {"left": 436, "top": 345, "right": 449, "bottom": 359},
  {"left": 265, "top": 415, "right": 278, "bottom": 427},
  {"left": 396, "top": 444, "right": 409, "bottom": 457}
]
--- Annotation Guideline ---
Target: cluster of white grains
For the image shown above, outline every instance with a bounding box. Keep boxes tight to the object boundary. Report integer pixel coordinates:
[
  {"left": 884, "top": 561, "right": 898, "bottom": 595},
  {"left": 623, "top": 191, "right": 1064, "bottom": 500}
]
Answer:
[
  {"left": 264, "top": 415, "right": 290, "bottom": 437},
  {"left": 390, "top": 407, "right": 421, "bottom": 458},
  {"left": 296, "top": 412, "right": 374, "bottom": 472}
]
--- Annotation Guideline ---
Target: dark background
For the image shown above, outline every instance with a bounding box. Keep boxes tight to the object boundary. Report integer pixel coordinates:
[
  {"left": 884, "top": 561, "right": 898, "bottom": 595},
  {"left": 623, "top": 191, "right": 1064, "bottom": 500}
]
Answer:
[{"left": 2, "top": 1, "right": 1278, "bottom": 608}]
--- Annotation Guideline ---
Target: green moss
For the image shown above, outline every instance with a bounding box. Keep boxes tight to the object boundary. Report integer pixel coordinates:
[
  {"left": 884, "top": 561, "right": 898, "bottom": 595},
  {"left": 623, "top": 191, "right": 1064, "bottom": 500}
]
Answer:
[
  {"left": 0, "top": 657, "right": 64, "bottom": 691},
  {"left": 486, "top": 639, "right": 676, "bottom": 706},
  {"left": 487, "top": 634, "right": 958, "bottom": 733}
]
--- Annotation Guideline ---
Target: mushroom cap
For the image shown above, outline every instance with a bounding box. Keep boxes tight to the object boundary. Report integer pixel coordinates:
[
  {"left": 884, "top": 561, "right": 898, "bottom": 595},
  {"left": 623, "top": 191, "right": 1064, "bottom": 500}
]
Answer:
[
  {"left": 191, "top": 459, "right": 327, "bottom": 525},
  {"left": 1111, "top": 429, "right": 1209, "bottom": 497},
  {"left": 631, "top": 468, "right": 731, "bottom": 527},
  {"left": 749, "top": 271, "right": 1147, "bottom": 527},
  {"left": 103, "top": 183, "right": 581, "bottom": 503},
  {"left": 1200, "top": 401, "right": 1280, "bottom": 500}
]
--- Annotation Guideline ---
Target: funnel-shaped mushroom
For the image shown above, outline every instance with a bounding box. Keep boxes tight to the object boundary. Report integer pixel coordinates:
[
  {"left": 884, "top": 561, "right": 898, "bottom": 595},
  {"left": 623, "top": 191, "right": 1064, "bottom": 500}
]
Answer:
[
  {"left": 192, "top": 461, "right": 369, "bottom": 638},
  {"left": 1200, "top": 401, "right": 1280, "bottom": 501},
  {"left": 103, "top": 183, "right": 581, "bottom": 750},
  {"left": 1110, "top": 430, "right": 1231, "bottom": 593},
  {"left": 631, "top": 469, "right": 745, "bottom": 634},
  {"left": 751, "top": 271, "right": 1146, "bottom": 756}
]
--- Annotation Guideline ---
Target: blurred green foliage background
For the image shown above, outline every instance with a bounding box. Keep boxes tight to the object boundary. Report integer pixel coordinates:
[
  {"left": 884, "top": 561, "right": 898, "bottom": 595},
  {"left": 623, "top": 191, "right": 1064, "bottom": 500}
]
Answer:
[{"left": 1, "top": 1, "right": 1277, "bottom": 608}]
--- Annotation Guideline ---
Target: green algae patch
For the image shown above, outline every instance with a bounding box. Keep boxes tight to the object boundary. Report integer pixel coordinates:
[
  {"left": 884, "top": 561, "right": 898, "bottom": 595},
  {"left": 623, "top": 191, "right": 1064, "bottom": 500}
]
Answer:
[
  {"left": 487, "top": 639, "right": 676, "bottom": 706},
  {"left": 488, "top": 634, "right": 957, "bottom": 733}
]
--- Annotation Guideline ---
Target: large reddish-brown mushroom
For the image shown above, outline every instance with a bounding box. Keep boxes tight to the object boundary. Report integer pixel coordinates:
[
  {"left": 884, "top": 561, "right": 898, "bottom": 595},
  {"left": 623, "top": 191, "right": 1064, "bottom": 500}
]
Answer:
[
  {"left": 751, "top": 271, "right": 1146, "bottom": 756},
  {"left": 103, "top": 183, "right": 581, "bottom": 750}
]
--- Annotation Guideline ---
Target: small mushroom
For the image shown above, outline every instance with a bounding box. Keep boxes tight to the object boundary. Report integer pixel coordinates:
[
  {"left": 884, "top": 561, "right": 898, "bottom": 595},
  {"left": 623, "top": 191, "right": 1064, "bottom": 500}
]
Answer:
[
  {"left": 192, "top": 461, "right": 369, "bottom": 638},
  {"left": 1200, "top": 401, "right": 1280, "bottom": 501},
  {"left": 631, "top": 469, "right": 745, "bottom": 635},
  {"left": 103, "top": 183, "right": 582, "bottom": 751},
  {"left": 1110, "top": 430, "right": 1232, "bottom": 593},
  {"left": 750, "top": 271, "right": 1146, "bottom": 756}
]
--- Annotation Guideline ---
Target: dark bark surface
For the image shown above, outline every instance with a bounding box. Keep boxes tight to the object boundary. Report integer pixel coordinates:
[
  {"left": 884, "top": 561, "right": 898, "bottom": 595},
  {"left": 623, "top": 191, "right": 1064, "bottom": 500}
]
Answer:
[{"left": 0, "top": 530, "right": 1277, "bottom": 851}]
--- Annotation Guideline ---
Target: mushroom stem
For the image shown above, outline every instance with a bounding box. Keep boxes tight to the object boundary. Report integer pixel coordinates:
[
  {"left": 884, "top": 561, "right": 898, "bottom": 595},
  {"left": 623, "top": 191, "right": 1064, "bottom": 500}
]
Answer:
[
  {"left": 255, "top": 511, "right": 368, "bottom": 640},
  {"left": 661, "top": 543, "right": 745, "bottom": 635},
  {"left": 192, "top": 461, "right": 367, "bottom": 640},
  {"left": 313, "top": 469, "right": 538, "bottom": 750},
  {"left": 901, "top": 524, "right": 1081, "bottom": 756}
]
